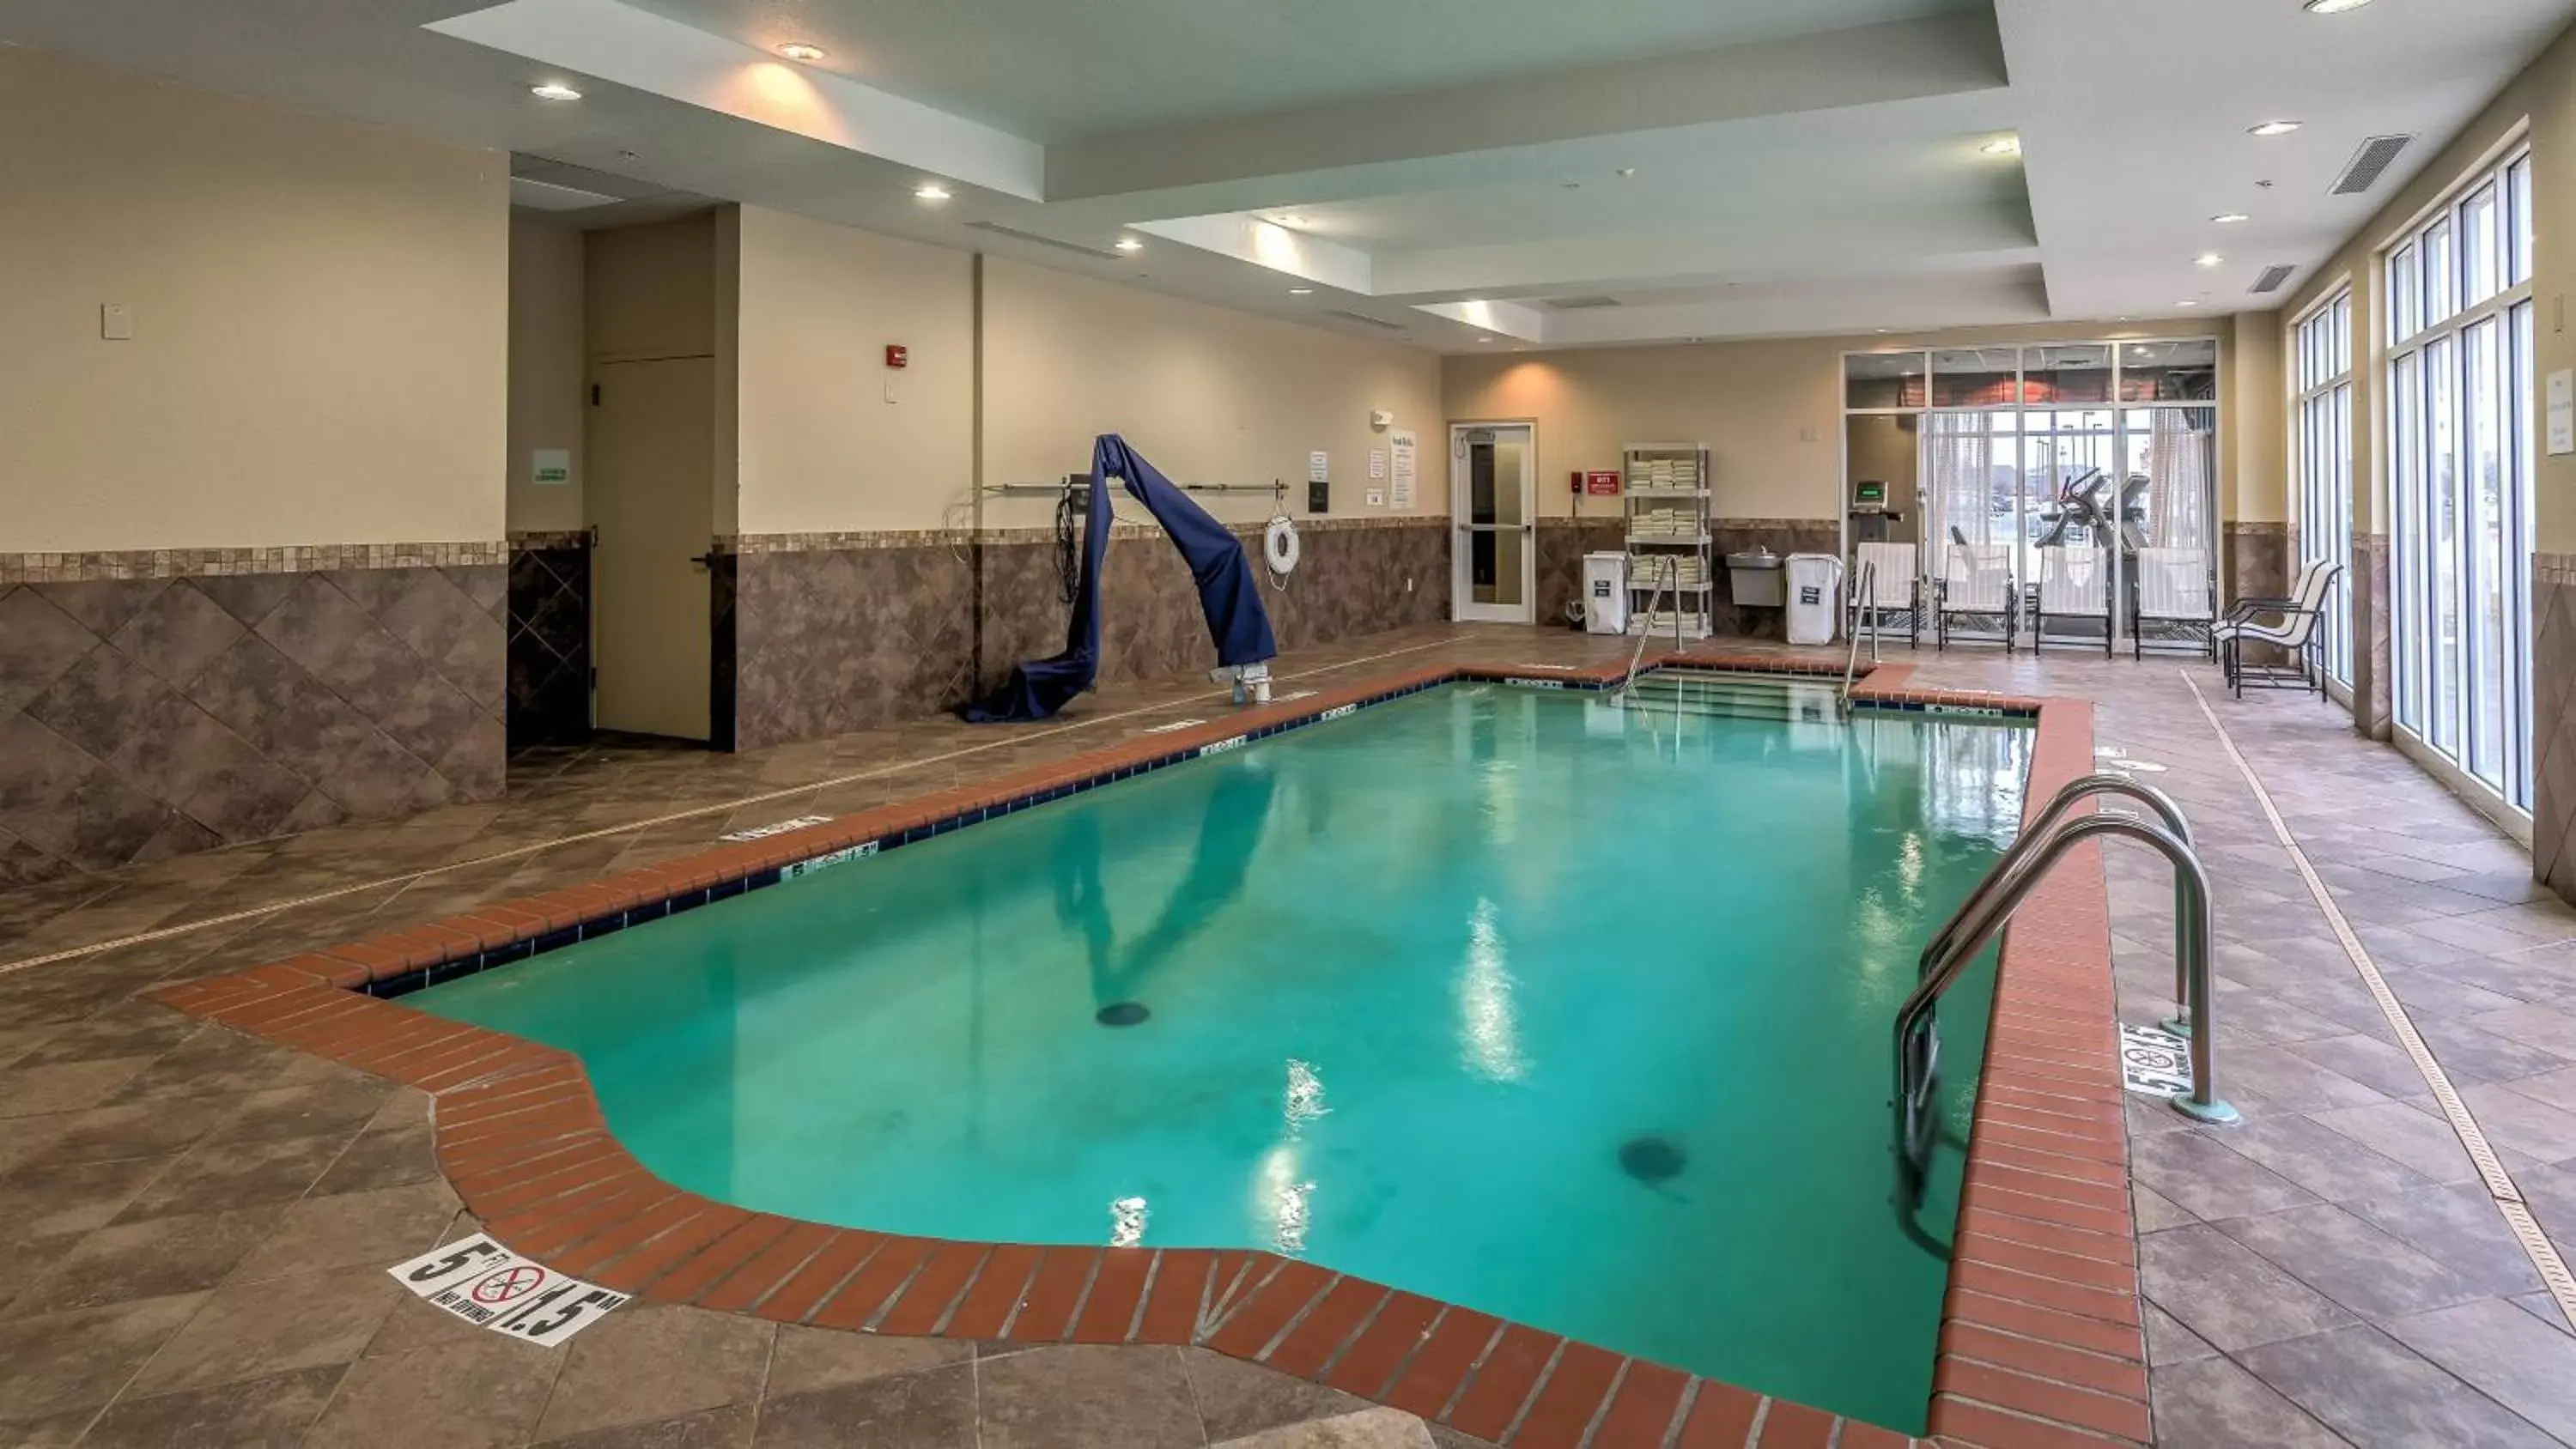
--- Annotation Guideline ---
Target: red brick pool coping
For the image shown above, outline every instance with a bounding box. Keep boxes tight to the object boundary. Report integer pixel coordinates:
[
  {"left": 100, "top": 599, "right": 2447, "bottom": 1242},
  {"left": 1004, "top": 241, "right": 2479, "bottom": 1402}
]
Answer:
[{"left": 149, "top": 653, "right": 2148, "bottom": 1449}]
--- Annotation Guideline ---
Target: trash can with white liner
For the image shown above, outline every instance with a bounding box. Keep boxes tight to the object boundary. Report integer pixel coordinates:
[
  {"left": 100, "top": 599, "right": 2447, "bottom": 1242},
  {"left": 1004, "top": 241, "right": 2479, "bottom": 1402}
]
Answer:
[
  {"left": 1785, "top": 553, "right": 1844, "bottom": 646},
  {"left": 1583, "top": 552, "right": 1630, "bottom": 634}
]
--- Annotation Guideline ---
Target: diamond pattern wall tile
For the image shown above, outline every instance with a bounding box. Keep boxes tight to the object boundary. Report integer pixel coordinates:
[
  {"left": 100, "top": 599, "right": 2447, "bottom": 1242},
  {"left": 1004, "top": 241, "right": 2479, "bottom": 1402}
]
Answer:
[{"left": 0, "top": 567, "right": 505, "bottom": 884}]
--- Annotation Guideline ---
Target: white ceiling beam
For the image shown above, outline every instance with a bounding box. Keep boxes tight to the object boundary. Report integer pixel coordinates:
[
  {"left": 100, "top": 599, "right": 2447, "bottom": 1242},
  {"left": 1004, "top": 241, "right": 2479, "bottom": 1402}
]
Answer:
[
  {"left": 427, "top": 0, "right": 1046, "bottom": 200},
  {"left": 1043, "top": 13, "right": 2009, "bottom": 213},
  {"left": 1369, "top": 201, "right": 2039, "bottom": 300}
]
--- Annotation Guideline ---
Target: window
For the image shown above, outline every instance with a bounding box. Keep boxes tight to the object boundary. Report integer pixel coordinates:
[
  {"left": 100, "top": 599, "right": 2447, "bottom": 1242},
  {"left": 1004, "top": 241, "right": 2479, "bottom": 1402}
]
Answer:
[
  {"left": 2293, "top": 290, "right": 2354, "bottom": 689},
  {"left": 2387, "top": 146, "right": 2537, "bottom": 813},
  {"left": 1843, "top": 342, "right": 2221, "bottom": 650}
]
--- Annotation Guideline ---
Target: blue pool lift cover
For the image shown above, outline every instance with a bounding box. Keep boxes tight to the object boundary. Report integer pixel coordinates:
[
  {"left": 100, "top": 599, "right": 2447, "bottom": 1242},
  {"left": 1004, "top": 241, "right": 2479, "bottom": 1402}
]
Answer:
[{"left": 965, "top": 434, "right": 1278, "bottom": 722}]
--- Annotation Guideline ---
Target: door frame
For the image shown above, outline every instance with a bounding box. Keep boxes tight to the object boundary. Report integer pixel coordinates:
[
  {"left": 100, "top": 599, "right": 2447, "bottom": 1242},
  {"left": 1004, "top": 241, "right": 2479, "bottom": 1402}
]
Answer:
[{"left": 1449, "top": 420, "right": 1539, "bottom": 624}]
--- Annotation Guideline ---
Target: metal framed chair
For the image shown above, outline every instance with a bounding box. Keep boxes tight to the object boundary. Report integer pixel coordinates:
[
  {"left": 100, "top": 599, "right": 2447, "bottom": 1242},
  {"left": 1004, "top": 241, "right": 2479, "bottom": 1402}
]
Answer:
[
  {"left": 1852, "top": 541, "right": 1922, "bottom": 649},
  {"left": 1936, "top": 543, "right": 2017, "bottom": 652},
  {"left": 2218, "top": 558, "right": 2344, "bottom": 698},
  {"left": 2132, "top": 547, "right": 2218, "bottom": 660},
  {"left": 2032, "top": 547, "right": 2112, "bottom": 657}
]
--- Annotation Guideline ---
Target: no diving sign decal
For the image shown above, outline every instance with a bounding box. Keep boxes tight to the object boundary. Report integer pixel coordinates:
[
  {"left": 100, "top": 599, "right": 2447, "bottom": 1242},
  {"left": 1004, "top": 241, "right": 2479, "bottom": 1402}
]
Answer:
[{"left": 387, "top": 1234, "right": 629, "bottom": 1346}]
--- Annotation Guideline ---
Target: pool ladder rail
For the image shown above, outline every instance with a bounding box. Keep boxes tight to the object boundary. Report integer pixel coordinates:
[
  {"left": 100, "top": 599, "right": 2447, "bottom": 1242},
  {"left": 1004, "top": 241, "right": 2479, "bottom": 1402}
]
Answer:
[
  {"left": 1894, "top": 773, "right": 2236, "bottom": 1205},
  {"left": 1838, "top": 558, "right": 1876, "bottom": 718},
  {"left": 1613, "top": 564, "right": 1686, "bottom": 700}
]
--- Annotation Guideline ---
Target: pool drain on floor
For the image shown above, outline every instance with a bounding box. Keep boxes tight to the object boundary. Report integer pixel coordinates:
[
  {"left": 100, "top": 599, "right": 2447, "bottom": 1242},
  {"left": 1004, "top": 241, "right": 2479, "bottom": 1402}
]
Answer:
[
  {"left": 1096, "top": 1001, "right": 1151, "bottom": 1027},
  {"left": 1619, "top": 1136, "right": 1686, "bottom": 1185}
]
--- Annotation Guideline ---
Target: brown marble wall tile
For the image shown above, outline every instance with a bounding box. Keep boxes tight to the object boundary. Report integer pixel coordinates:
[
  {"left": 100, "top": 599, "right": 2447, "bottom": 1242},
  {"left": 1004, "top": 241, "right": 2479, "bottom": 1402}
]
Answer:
[
  {"left": 726, "top": 546, "right": 978, "bottom": 752},
  {"left": 0, "top": 568, "right": 505, "bottom": 884},
  {"left": 507, "top": 542, "right": 591, "bottom": 749},
  {"left": 2533, "top": 555, "right": 2576, "bottom": 903},
  {"left": 2353, "top": 533, "right": 2394, "bottom": 740}
]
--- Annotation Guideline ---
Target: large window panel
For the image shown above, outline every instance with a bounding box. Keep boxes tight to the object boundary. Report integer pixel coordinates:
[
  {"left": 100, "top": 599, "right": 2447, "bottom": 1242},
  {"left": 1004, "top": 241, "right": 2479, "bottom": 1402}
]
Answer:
[
  {"left": 2293, "top": 290, "right": 2354, "bottom": 688},
  {"left": 2385, "top": 143, "right": 2536, "bottom": 816}
]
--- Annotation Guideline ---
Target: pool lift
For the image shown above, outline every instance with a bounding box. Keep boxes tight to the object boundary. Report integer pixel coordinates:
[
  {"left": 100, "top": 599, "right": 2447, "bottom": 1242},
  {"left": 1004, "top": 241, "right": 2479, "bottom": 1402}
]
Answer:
[
  {"left": 1894, "top": 773, "right": 2233, "bottom": 1210},
  {"left": 967, "top": 434, "right": 1279, "bottom": 722}
]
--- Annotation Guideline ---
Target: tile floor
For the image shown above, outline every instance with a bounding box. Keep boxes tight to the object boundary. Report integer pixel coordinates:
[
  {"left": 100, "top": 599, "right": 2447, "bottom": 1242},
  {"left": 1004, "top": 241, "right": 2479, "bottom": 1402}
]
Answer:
[{"left": 2, "top": 622, "right": 2574, "bottom": 1446}]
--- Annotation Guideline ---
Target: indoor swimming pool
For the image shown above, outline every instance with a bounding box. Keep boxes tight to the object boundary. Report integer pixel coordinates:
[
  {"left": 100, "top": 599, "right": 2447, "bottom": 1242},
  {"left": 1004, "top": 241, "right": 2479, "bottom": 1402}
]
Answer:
[{"left": 413, "top": 678, "right": 2033, "bottom": 1431}]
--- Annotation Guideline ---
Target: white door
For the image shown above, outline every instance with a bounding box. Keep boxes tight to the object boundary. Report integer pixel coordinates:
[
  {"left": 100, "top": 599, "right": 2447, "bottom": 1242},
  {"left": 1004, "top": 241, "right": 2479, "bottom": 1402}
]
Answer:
[
  {"left": 1452, "top": 423, "right": 1536, "bottom": 623},
  {"left": 589, "top": 356, "right": 714, "bottom": 741}
]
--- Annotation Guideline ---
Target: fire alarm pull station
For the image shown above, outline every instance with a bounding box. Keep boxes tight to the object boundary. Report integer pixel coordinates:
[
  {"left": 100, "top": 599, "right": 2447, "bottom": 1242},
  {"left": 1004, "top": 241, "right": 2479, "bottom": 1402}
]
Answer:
[{"left": 885, "top": 344, "right": 908, "bottom": 369}]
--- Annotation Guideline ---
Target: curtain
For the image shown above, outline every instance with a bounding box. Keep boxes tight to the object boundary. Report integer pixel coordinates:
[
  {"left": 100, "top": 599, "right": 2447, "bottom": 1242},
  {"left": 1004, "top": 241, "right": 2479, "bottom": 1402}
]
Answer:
[
  {"left": 2144, "top": 408, "right": 2215, "bottom": 554},
  {"left": 1923, "top": 413, "right": 2001, "bottom": 551}
]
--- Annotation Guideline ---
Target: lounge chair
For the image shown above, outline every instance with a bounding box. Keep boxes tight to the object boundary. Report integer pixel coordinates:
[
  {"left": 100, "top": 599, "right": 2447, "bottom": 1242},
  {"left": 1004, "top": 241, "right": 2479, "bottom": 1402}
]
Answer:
[
  {"left": 2132, "top": 547, "right": 2216, "bottom": 660},
  {"left": 1936, "top": 543, "right": 2017, "bottom": 652},
  {"left": 1852, "top": 541, "right": 1922, "bottom": 649},
  {"left": 2032, "top": 547, "right": 2112, "bottom": 657},
  {"left": 2218, "top": 558, "right": 2344, "bottom": 698}
]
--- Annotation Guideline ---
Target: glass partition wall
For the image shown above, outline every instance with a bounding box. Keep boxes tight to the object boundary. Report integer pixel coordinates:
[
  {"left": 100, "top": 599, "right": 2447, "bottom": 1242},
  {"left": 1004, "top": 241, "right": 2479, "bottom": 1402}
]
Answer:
[
  {"left": 2386, "top": 147, "right": 2537, "bottom": 817},
  {"left": 1844, "top": 340, "right": 2221, "bottom": 649},
  {"left": 2293, "top": 291, "right": 2356, "bottom": 695}
]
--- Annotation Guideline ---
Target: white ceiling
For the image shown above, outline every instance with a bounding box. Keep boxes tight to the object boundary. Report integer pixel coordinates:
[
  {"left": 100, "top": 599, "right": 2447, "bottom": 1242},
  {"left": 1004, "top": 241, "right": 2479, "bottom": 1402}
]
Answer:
[{"left": 5, "top": 0, "right": 2571, "bottom": 351}]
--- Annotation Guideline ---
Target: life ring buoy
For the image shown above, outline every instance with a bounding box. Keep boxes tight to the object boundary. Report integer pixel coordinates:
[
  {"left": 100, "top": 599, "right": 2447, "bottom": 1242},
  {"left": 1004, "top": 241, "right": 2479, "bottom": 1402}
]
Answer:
[{"left": 1263, "top": 516, "right": 1301, "bottom": 576}]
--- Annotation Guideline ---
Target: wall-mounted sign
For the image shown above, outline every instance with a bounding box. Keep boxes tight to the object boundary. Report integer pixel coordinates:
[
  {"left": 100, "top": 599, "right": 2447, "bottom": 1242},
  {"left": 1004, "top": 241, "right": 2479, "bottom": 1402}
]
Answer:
[
  {"left": 1370, "top": 449, "right": 1387, "bottom": 480},
  {"left": 1584, "top": 470, "right": 1620, "bottom": 496},
  {"left": 1388, "top": 432, "right": 1417, "bottom": 510},
  {"left": 532, "top": 449, "right": 570, "bottom": 486},
  {"left": 2549, "top": 368, "right": 2573, "bottom": 456},
  {"left": 884, "top": 343, "right": 909, "bottom": 369},
  {"left": 1309, "top": 451, "right": 1330, "bottom": 483}
]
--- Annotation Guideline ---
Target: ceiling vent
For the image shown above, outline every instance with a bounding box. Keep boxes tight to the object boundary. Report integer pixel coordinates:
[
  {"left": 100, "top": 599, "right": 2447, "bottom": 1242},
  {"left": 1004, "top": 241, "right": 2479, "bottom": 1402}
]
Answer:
[
  {"left": 2250, "top": 264, "right": 2299, "bottom": 295},
  {"left": 2330, "top": 135, "right": 2414, "bottom": 197},
  {"left": 963, "top": 221, "right": 1121, "bottom": 261},
  {"left": 1543, "top": 295, "right": 1623, "bottom": 311},
  {"left": 1328, "top": 310, "right": 1408, "bottom": 331}
]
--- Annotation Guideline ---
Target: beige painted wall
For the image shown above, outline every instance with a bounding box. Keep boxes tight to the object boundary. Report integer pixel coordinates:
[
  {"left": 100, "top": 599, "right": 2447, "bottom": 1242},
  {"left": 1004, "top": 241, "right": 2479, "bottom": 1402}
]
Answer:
[
  {"left": 2281, "top": 18, "right": 2576, "bottom": 546},
  {"left": 507, "top": 221, "right": 586, "bottom": 534},
  {"left": 2232, "top": 312, "right": 2287, "bottom": 525},
  {"left": 0, "top": 46, "right": 507, "bottom": 552},
  {"left": 981, "top": 259, "right": 1445, "bottom": 532},
  {"left": 1443, "top": 318, "right": 2239, "bottom": 524},
  {"left": 732, "top": 207, "right": 977, "bottom": 535}
]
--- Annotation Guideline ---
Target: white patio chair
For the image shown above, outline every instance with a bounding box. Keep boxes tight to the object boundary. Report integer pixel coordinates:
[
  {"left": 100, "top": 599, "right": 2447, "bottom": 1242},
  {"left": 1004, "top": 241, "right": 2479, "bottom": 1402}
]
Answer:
[
  {"left": 2033, "top": 548, "right": 2111, "bottom": 657},
  {"left": 2132, "top": 547, "right": 2216, "bottom": 660},
  {"left": 1937, "top": 543, "right": 2017, "bottom": 652},
  {"left": 2217, "top": 558, "right": 2343, "bottom": 698},
  {"left": 1851, "top": 541, "right": 1922, "bottom": 649}
]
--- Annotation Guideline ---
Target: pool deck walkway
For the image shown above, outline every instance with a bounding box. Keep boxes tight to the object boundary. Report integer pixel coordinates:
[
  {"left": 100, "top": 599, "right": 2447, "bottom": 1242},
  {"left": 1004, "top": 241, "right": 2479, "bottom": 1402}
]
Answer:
[{"left": 1, "top": 624, "right": 2573, "bottom": 1446}]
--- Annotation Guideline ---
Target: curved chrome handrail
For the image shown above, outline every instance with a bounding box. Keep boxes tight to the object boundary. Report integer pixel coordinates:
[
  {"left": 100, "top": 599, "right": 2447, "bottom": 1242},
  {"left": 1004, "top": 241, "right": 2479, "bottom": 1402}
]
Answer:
[
  {"left": 1916, "top": 773, "right": 2192, "bottom": 981},
  {"left": 1838, "top": 559, "right": 1875, "bottom": 718},
  {"left": 1614, "top": 567, "right": 1674, "bottom": 700},
  {"left": 1895, "top": 809, "right": 2234, "bottom": 1203}
]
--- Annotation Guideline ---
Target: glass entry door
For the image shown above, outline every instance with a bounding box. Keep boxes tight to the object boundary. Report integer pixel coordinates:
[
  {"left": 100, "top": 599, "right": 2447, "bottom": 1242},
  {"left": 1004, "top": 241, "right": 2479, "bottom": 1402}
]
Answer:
[{"left": 1453, "top": 423, "right": 1535, "bottom": 623}]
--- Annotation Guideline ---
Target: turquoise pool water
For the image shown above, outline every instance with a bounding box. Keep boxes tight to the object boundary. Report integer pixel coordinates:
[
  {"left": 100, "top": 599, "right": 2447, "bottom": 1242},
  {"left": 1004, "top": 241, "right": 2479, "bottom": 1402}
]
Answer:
[{"left": 416, "top": 677, "right": 2030, "bottom": 1430}]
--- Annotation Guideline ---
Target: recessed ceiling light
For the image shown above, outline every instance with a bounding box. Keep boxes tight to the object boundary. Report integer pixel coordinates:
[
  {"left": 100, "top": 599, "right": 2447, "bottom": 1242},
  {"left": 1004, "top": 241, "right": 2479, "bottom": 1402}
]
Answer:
[
  {"left": 1273, "top": 215, "right": 1309, "bottom": 228},
  {"left": 776, "top": 42, "right": 827, "bottom": 61},
  {"left": 2211, "top": 213, "right": 2251, "bottom": 225},
  {"left": 1479, "top": 336, "right": 1494, "bottom": 343},
  {"left": 1114, "top": 237, "right": 1143, "bottom": 252},
  {"left": 2304, "top": 0, "right": 2375, "bottom": 12},
  {"left": 914, "top": 183, "right": 951, "bottom": 202},
  {"left": 1286, "top": 287, "right": 1314, "bottom": 295},
  {"left": 2195, "top": 252, "right": 2224, "bottom": 268},
  {"left": 2249, "top": 120, "right": 2302, "bottom": 137},
  {"left": 1616, "top": 167, "right": 1637, "bottom": 178},
  {"left": 2175, "top": 300, "right": 2201, "bottom": 307},
  {"left": 531, "top": 82, "right": 582, "bottom": 101},
  {"left": 1981, "top": 136, "right": 2022, "bottom": 156}
]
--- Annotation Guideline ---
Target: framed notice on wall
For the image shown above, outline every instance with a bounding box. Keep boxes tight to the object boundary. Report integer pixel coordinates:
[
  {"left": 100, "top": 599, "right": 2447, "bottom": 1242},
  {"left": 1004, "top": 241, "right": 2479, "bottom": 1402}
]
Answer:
[{"left": 1388, "top": 431, "right": 1417, "bottom": 509}]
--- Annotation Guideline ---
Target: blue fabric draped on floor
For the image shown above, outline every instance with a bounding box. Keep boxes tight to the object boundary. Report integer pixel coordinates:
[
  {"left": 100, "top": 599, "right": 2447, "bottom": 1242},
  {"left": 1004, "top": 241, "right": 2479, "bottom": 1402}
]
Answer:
[{"left": 964, "top": 434, "right": 1279, "bottom": 723}]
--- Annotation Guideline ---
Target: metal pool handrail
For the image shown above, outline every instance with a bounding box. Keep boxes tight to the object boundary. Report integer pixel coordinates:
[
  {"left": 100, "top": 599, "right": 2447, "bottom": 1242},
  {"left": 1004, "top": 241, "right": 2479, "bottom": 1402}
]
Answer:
[
  {"left": 1894, "top": 806, "right": 2234, "bottom": 1203},
  {"left": 1838, "top": 558, "right": 1875, "bottom": 718},
  {"left": 1917, "top": 773, "right": 2193, "bottom": 977},
  {"left": 1615, "top": 566, "right": 1674, "bottom": 699}
]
